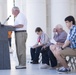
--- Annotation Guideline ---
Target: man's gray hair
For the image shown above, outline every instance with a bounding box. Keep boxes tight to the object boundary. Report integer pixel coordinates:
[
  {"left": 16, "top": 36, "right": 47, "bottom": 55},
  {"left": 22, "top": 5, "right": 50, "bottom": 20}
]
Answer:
[
  {"left": 12, "top": 6, "right": 20, "bottom": 11},
  {"left": 56, "top": 24, "right": 63, "bottom": 29}
]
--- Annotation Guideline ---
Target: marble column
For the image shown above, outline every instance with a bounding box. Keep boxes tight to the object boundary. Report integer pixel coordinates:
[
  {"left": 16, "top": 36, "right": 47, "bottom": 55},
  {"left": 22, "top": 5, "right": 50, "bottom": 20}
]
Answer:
[{"left": 0, "top": 0, "right": 7, "bottom": 24}]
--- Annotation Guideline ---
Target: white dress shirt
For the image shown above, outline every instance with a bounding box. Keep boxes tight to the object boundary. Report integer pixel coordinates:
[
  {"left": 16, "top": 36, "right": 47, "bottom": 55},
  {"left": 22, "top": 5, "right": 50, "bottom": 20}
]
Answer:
[
  {"left": 37, "top": 32, "right": 50, "bottom": 45},
  {"left": 14, "top": 13, "right": 27, "bottom": 31}
]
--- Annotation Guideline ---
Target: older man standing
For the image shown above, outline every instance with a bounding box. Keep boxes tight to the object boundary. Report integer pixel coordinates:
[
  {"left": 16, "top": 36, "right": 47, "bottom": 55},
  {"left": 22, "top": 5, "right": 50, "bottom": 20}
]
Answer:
[{"left": 12, "top": 6, "right": 27, "bottom": 69}]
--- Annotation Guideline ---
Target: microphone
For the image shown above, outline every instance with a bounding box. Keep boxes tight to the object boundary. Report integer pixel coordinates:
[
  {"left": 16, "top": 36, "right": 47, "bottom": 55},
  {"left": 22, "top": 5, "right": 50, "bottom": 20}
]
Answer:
[
  {"left": 6, "top": 15, "right": 11, "bottom": 21},
  {"left": 3, "top": 15, "right": 11, "bottom": 24}
]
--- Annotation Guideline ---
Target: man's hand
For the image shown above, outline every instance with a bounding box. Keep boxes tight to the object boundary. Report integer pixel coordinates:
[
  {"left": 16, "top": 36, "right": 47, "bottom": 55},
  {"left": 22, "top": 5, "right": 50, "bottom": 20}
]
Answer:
[
  {"left": 53, "top": 28, "right": 57, "bottom": 32},
  {"left": 41, "top": 46, "right": 46, "bottom": 50},
  {"left": 32, "top": 44, "right": 39, "bottom": 48}
]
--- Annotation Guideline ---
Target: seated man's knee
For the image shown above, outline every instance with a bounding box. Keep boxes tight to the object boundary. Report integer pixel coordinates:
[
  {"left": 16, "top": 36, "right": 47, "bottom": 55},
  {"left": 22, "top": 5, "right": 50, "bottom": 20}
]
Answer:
[
  {"left": 50, "top": 45, "right": 53, "bottom": 51},
  {"left": 50, "top": 45, "right": 56, "bottom": 52},
  {"left": 54, "top": 50, "right": 61, "bottom": 57}
]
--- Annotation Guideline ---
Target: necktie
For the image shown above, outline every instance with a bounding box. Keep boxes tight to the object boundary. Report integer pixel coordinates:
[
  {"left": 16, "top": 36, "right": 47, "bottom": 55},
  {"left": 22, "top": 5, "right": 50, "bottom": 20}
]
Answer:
[{"left": 38, "top": 36, "right": 41, "bottom": 43}]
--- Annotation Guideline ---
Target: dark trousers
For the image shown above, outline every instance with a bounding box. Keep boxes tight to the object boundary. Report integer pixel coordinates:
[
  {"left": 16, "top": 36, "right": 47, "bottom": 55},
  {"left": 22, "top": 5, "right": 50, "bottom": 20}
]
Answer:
[
  {"left": 41, "top": 47, "right": 57, "bottom": 67},
  {"left": 30, "top": 46, "right": 42, "bottom": 62},
  {"left": 8, "top": 38, "right": 11, "bottom": 47},
  {"left": 41, "top": 48, "right": 49, "bottom": 65}
]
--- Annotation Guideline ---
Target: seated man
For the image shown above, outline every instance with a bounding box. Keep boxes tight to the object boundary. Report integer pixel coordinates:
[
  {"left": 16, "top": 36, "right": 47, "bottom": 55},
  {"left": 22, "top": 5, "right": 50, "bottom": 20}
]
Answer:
[
  {"left": 30, "top": 27, "right": 50, "bottom": 64},
  {"left": 41, "top": 24, "right": 67, "bottom": 69},
  {"left": 50, "top": 16, "right": 76, "bottom": 73},
  {"left": 50, "top": 24, "right": 68, "bottom": 50}
]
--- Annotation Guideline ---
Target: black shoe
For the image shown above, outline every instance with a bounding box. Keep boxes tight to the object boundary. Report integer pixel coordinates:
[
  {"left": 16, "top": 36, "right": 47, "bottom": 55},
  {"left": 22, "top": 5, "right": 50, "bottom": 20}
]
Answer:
[
  {"left": 32, "top": 61, "right": 39, "bottom": 64},
  {"left": 30, "top": 61, "right": 33, "bottom": 63}
]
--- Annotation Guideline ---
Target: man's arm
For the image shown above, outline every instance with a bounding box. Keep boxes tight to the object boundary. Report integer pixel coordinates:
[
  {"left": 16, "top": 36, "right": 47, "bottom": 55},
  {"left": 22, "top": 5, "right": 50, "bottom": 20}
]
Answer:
[
  {"left": 62, "top": 26, "right": 76, "bottom": 48},
  {"left": 7, "top": 24, "right": 24, "bottom": 31},
  {"left": 62, "top": 40, "right": 70, "bottom": 48},
  {"left": 5, "top": 25, "right": 15, "bottom": 31},
  {"left": 54, "top": 31, "right": 67, "bottom": 43},
  {"left": 14, "top": 24, "right": 23, "bottom": 28}
]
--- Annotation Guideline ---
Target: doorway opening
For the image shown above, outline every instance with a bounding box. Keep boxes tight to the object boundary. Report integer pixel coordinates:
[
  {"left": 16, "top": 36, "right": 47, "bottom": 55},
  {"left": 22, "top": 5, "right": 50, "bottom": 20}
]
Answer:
[{"left": 7, "top": 0, "right": 16, "bottom": 55}]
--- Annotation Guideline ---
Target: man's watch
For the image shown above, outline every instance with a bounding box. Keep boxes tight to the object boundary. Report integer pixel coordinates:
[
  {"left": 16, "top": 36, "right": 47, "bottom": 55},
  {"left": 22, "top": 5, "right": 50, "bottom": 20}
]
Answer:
[{"left": 61, "top": 47, "right": 64, "bottom": 50}]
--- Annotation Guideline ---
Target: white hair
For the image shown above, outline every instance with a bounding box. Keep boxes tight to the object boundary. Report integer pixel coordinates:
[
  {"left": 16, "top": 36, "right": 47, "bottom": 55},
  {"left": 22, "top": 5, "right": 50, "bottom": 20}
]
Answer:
[
  {"left": 12, "top": 6, "right": 20, "bottom": 11},
  {"left": 56, "top": 24, "right": 63, "bottom": 29}
]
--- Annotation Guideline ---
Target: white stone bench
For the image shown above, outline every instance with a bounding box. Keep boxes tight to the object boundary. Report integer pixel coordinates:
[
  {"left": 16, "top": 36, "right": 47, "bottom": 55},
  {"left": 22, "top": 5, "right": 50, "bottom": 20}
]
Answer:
[{"left": 66, "top": 56, "right": 76, "bottom": 70}]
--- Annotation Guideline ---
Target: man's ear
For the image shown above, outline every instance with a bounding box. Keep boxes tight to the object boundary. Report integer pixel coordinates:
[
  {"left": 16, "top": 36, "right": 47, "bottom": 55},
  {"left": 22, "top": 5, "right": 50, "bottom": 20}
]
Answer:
[{"left": 71, "top": 21, "right": 73, "bottom": 25}]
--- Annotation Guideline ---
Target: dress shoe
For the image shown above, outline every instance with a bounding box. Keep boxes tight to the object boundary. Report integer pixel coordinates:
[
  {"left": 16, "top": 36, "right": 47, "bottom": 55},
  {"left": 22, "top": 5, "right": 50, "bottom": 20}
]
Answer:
[
  {"left": 32, "top": 61, "right": 39, "bottom": 64},
  {"left": 15, "top": 65, "right": 26, "bottom": 69},
  {"left": 40, "top": 64, "right": 50, "bottom": 69},
  {"left": 30, "top": 61, "right": 33, "bottom": 63}
]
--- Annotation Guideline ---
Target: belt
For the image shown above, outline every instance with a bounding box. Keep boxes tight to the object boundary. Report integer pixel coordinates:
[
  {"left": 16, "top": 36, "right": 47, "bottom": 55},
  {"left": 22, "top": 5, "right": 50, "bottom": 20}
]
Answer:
[{"left": 15, "top": 30, "right": 27, "bottom": 32}]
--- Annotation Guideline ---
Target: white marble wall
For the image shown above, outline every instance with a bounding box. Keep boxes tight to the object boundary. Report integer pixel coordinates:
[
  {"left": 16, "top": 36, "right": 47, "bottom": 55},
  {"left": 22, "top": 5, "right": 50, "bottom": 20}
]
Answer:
[
  {"left": 47, "top": 0, "right": 76, "bottom": 38},
  {"left": 0, "top": 0, "right": 7, "bottom": 24}
]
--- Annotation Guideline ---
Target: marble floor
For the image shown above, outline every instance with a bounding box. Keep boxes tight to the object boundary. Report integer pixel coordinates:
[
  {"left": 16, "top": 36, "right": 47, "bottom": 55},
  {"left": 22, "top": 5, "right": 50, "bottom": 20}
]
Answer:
[{"left": 0, "top": 52, "right": 76, "bottom": 75}]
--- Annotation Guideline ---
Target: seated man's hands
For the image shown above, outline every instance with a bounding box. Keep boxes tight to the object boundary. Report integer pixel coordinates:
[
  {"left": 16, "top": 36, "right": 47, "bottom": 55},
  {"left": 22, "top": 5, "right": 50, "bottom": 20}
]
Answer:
[
  {"left": 32, "top": 44, "right": 38, "bottom": 49},
  {"left": 53, "top": 28, "right": 57, "bottom": 32},
  {"left": 31, "top": 43, "right": 42, "bottom": 49},
  {"left": 40, "top": 46, "right": 47, "bottom": 53},
  {"left": 56, "top": 42, "right": 64, "bottom": 46},
  {"left": 41, "top": 46, "right": 46, "bottom": 50}
]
